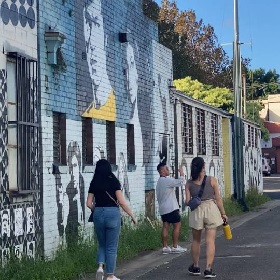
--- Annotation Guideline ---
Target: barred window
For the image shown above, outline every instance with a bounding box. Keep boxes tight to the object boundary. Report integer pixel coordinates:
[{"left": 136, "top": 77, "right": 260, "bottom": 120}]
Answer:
[
  {"left": 7, "top": 53, "right": 39, "bottom": 191},
  {"left": 211, "top": 113, "right": 219, "bottom": 156},
  {"left": 82, "top": 117, "right": 93, "bottom": 165},
  {"left": 106, "top": 121, "right": 116, "bottom": 164},
  {"left": 254, "top": 128, "right": 258, "bottom": 147},
  {"left": 196, "top": 108, "right": 206, "bottom": 155},
  {"left": 181, "top": 104, "right": 193, "bottom": 154},
  {"left": 251, "top": 127, "right": 255, "bottom": 147},
  {"left": 53, "top": 112, "right": 66, "bottom": 165},
  {"left": 248, "top": 125, "right": 251, "bottom": 147},
  {"left": 127, "top": 124, "right": 135, "bottom": 165}
]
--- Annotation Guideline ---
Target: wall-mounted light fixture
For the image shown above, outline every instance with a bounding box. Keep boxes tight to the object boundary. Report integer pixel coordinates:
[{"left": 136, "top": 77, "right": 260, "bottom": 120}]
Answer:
[
  {"left": 119, "top": 32, "right": 129, "bottom": 43},
  {"left": 45, "top": 31, "right": 66, "bottom": 65}
]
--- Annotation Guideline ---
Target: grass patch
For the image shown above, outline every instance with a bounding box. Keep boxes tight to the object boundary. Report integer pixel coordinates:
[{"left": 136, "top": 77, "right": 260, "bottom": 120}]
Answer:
[
  {"left": 245, "top": 187, "right": 271, "bottom": 210},
  {"left": 223, "top": 197, "right": 244, "bottom": 217}
]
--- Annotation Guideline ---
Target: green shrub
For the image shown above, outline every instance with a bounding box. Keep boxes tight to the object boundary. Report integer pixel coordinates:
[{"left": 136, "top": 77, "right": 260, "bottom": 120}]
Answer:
[
  {"left": 223, "top": 197, "right": 244, "bottom": 216},
  {"left": 245, "top": 187, "right": 271, "bottom": 210}
]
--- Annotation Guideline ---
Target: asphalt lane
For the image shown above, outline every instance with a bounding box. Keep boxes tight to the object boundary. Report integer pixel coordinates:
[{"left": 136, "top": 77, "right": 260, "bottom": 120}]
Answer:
[
  {"left": 135, "top": 204, "right": 280, "bottom": 280},
  {"left": 82, "top": 177, "right": 280, "bottom": 280},
  {"left": 263, "top": 175, "right": 280, "bottom": 200}
]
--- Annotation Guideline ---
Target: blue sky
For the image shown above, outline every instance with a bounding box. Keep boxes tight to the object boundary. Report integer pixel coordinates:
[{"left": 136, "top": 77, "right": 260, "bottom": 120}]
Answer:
[{"left": 154, "top": 0, "right": 280, "bottom": 74}]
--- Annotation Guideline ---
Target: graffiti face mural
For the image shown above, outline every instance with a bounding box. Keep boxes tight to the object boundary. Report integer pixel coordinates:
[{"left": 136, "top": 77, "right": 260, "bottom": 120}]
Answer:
[
  {"left": 126, "top": 42, "right": 138, "bottom": 105},
  {"left": 117, "top": 152, "right": 130, "bottom": 200},
  {"left": 1, "top": 209, "right": 10, "bottom": 237},
  {"left": 54, "top": 141, "right": 85, "bottom": 246},
  {"left": 82, "top": 0, "right": 116, "bottom": 121}
]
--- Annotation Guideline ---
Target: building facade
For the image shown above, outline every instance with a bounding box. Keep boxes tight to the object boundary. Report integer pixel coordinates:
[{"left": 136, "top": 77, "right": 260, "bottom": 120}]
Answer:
[{"left": 0, "top": 0, "right": 263, "bottom": 262}]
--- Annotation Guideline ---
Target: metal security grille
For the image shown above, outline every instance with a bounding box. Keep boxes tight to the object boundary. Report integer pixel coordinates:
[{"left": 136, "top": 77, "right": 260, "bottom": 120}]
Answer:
[
  {"left": 211, "top": 113, "right": 219, "bottom": 156},
  {"left": 251, "top": 127, "right": 255, "bottom": 147},
  {"left": 82, "top": 117, "right": 93, "bottom": 165},
  {"left": 181, "top": 104, "right": 193, "bottom": 154},
  {"left": 53, "top": 112, "right": 66, "bottom": 165},
  {"left": 196, "top": 108, "right": 206, "bottom": 155},
  {"left": 127, "top": 124, "right": 135, "bottom": 164},
  {"left": 248, "top": 125, "right": 252, "bottom": 147},
  {"left": 106, "top": 121, "right": 116, "bottom": 164},
  {"left": 8, "top": 53, "right": 39, "bottom": 191},
  {"left": 254, "top": 128, "right": 258, "bottom": 148}
]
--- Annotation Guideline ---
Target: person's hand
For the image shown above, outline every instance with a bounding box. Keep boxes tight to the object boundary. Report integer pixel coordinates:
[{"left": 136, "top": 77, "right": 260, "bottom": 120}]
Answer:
[
  {"left": 178, "top": 166, "right": 184, "bottom": 177},
  {"left": 221, "top": 214, "right": 228, "bottom": 223},
  {"left": 131, "top": 216, "right": 138, "bottom": 225}
]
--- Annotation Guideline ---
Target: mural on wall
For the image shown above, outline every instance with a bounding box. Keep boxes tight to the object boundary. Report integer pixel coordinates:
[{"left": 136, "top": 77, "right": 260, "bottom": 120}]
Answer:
[
  {"left": 180, "top": 158, "right": 190, "bottom": 211},
  {"left": 124, "top": 40, "right": 144, "bottom": 165},
  {"left": 54, "top": 141, "right": 85, "bottom": 246},
  {"left": 0, "top": 0, "right": 36, "bottom": 29},
  {"left": 157, "top": 73, "right": 170, "bottom": 165},
  {"left": 0, "top": 69, "right": 8, "bottom": 193},
  {"left": 15, "top": 208, "right": 23, "bottom": 237},
  {"left": 244, "top": 144, "right": 262, "bottom": 189},
  {"left": 117, "top": 152, "right": 130, "bottom": 201},
  {"left": 81, "top": 0, "right": 116, "bottom": 121},
  {"left": 1, "top": 209, "right": 10, "bottom": 237}
]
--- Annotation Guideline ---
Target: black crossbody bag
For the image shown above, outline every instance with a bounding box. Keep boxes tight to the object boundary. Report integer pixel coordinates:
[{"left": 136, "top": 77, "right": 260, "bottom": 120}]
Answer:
[{"left": 186, "top": 175, "right": 207, "bottom": 211}]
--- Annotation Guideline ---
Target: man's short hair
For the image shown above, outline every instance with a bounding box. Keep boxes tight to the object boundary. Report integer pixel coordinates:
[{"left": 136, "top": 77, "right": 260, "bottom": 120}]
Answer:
[{"left": 157, "top": 162, "right": 166, "bottom": 172}]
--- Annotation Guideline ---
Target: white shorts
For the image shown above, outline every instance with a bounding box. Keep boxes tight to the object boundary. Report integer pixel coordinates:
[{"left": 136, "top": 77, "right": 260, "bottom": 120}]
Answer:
[{"left": 189, "top": 200, "right": 223, "bottom": 230}]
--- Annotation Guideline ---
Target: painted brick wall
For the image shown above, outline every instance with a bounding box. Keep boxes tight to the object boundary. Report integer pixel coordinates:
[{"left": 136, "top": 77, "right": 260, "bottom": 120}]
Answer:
[
  {"left": 40, "top": 0, "right": 173, "bottom": 256},
  {"left": 175, "top": 94, "right": 229, "bottom": 212},
  {"left": 0, "top": 0, "right": 40, "bottom": 263},
  {"left": 243, "top": 121, "right": 263, "bottom": 192}
]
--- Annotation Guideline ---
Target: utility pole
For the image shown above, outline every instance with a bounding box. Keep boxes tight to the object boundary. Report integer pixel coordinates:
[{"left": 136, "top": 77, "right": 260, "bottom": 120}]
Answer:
[
  {"left": 242, "top": 74, "right": 247, "bottom": 117},
  {"left": 233, "top": 0, "right": 246, "bottom": 207}
]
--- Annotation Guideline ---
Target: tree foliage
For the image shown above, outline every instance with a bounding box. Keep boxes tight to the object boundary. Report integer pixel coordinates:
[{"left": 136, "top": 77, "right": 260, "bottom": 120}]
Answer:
[
  {"left": 143, "top": 0, "right": 232, "bottom": 87},
  {"left": 244, "top": 68, "right": 280, "bottom": 100},
  {"left": 245, "top": 101, "right": 269, "bottom": 141},
  {"left": 173, "top": 76, "right": 234, "bottom": 111}
]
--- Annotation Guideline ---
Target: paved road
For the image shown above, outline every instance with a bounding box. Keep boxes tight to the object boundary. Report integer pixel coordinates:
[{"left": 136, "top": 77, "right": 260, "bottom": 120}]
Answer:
[
  {"left": 82, "top": 176, "right": 280, "bottom": 280},
  {"left": 263, "top": 174, "right": 280, "bottom": 200},
  {"left": 127, "top": 201, "right": 280, "bottom": 280}
]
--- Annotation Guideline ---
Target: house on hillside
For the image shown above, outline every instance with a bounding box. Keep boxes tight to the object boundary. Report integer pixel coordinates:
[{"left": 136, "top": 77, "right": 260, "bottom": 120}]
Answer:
[
  {"left": 260, "top": 94, "right": 280, "bottom": 173},
  {"left": 262, "top": 122, "right": 280, "bottom": 173}
]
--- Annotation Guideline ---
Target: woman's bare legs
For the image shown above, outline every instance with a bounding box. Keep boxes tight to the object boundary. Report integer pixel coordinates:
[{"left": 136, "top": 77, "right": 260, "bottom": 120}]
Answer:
[
  {"left": 191, "top": 229, "right": 202, "bottom": 266},
  {"left": 205, "top": 228, "right": 216, "bottom": 270}
]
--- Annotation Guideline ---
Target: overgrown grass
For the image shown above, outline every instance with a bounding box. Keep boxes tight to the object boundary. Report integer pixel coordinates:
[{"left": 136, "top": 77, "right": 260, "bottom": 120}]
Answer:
[
  {"left": 245, "top": 187, "right": 271, "bottom": 210},
  {"left": 223, "top": 187, "right": 271, "bottom": 216},
  {"left": 0, "top": 189, "right": 270, "bottom": 279}
]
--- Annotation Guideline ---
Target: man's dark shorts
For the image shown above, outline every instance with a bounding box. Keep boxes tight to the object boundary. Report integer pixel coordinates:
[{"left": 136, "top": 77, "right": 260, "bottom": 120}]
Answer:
[{"left": 161, "top": 209, "right": 181, "bottom": 224}]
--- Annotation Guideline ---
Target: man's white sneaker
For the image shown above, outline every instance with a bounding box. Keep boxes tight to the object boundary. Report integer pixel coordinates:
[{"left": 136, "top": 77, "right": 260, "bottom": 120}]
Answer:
[
  {"left": 162, "top": 246, "right": 172, "bottom": 254},
  {"left": 171, "top": 245, "right": 187, "bottom": 253},
  {"left": 96, "top": 267, "right": 104, "bottom": 280}
]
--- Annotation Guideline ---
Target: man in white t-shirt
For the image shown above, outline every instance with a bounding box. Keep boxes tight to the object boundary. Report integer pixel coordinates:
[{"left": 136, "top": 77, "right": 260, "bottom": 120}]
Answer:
[{"left": 156, "top": 162, "right": 187, "bottom": 254}]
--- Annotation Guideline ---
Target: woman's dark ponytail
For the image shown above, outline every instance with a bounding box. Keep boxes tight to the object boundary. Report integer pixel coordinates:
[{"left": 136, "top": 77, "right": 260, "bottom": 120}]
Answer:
[{"left": 191, "top": 157, "right": 205, "bottom": 180}]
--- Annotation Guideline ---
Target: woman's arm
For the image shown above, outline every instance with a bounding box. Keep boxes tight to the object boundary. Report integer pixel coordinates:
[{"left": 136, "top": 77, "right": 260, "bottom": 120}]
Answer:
[
  {"left": 185, "top": 182, "right": 191, "bottom": 204},
  {"left": 116, "top": 190, "right": 137, "bottom": 224},
  {"left": 86, "top": 193, "right": 95, "bottom": 210},
  {"left": 211, "top": 176, "right": 228, "bottom": 222}
]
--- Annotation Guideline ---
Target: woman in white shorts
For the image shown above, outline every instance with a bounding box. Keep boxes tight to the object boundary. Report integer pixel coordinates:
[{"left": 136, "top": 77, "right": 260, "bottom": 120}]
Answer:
[{"left": 185, "top": 157, "right": 228, "bottom": 279}]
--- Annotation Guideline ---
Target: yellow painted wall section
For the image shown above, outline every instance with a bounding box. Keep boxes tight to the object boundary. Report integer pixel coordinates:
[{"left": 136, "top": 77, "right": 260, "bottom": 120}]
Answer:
[{"left": 222, "top": 118, "right": 232, "bottom": 198}]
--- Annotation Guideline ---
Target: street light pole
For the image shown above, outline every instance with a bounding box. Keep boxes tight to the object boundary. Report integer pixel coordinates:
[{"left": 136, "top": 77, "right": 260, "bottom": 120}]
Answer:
[{"left": 233, "top": 0, "right": 246, "bottom": 206}]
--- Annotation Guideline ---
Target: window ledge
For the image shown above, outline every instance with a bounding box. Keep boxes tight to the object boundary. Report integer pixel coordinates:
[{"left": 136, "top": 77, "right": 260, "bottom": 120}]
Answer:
[
  {"left": 82, "top": 165, "right": 95, "bottom": 173},
  {"left": 127, "top": 164, "right": 137, "bottom": 172},
  {"left": 52, "top": 163, "right": 68, "bottom": 174},
  {"left": 111, "top": 164, "right": 118, "bottom": 172}
]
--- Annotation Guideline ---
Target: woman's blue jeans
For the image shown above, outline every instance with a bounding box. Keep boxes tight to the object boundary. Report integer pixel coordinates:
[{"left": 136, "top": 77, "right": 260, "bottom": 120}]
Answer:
[{"left": 93, "top": 207, "right": 121, "bottom": 274}]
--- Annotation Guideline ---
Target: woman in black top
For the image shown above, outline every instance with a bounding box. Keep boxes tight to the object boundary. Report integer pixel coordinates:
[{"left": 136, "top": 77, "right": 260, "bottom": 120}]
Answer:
[{"left": 87, "top": 159, "right": 137, "bottom": 280}]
